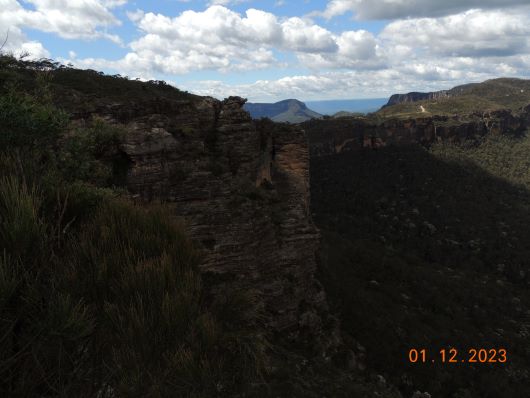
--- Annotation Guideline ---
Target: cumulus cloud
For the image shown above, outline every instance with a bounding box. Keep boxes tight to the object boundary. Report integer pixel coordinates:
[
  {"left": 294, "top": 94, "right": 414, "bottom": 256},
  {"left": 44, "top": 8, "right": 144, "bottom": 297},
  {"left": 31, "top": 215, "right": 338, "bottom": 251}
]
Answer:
[
  {"left": 208, "top": 0, "right": 249, "bottom": 5},
  {"left": 133, "top": 6, "right": 336, "bottom": 53},
  {"left": 320, "top": 0, "right": 530, "bottom": 20},
  {"left": 106, "top": 5, "right": 376, "bottom": 75},
  {"left": 181, "top": 54, "right": 526, "bottom": 102},
  {"left": 178, "top": 68, "right": 477, "bottom": 101},
  {"left": 381, "top": 10, "right": 530, "bottom": 58},
  {"left": 64, "top": 4, "right": 530, "bottom": 100},
  {"left": 0, "top": 27, "right": 50, "bottom": 59},
  {"left": 0, "top": 1, "right": 49, "bottom": 58},
  {"left": 175, "top": 7, "right": 530, "bottom": 101},
  {"left": 0, "top": 0, "right": 125, "bottom": 45},
  {"left": 4, "top": 0, "right": 521, "bottom": 102},
  {"left": 298, "top": 30, "right": 384, "bottom": 70}
]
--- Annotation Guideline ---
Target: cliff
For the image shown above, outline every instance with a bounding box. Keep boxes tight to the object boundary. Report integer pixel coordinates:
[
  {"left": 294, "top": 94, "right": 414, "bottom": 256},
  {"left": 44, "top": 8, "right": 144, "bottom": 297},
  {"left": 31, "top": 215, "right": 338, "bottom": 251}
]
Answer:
[
  {"left": 384, "top": 90, "right": 449, "bottom": 108},
  {"left": 381, "top": 78, "right": 530, "bottom": 113},
  {"left": 0, "top": 57, "right": 410, "bottom": 396},
  {"left": 306, "top": 105, "right": 530, "bottom": 157},
  {"left": 63, "top": 91, "right": 334, "bottom": 349}
]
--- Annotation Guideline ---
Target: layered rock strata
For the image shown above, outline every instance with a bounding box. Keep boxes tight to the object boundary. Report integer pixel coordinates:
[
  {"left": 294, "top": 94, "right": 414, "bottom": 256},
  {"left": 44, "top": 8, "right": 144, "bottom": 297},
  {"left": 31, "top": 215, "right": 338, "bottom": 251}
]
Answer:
[
  {"left": 383, "top": 90, "right": 449, "bottom": 107},
  {"left": 307, "top": 107, "right": 530, "bottom": 157},
  {"left": 68, "top": 94, "right": 332, "bottom": 347}
]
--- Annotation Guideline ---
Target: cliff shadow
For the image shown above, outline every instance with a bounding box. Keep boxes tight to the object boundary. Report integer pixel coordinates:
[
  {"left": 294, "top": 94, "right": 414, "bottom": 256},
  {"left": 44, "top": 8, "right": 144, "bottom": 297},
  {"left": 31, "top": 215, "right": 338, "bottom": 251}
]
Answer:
[{"left": 311, "top": 145, "right": 530, "bottom": 398}]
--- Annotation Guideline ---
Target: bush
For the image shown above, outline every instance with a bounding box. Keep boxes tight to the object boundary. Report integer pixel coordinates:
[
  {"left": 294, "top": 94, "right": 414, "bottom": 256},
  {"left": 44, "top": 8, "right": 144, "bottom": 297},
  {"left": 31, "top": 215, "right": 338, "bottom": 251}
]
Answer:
[
  {"left": 0, "top": 172, "right": 267, "bottom": 396},
  {"left": 58, "top": 117, "right": 127, "bottom": 185},
  {"left": 0, "top": 74, "right": 268, "bottom": 396},
  {"left": 0, "top": 89, "right": 68, "bottom": 149}
]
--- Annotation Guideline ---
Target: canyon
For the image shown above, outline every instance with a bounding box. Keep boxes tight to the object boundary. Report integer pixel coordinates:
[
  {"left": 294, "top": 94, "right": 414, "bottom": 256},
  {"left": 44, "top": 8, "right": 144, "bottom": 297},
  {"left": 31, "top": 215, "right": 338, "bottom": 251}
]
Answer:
[
  {"left": 4, "top": 58, "right": 530, "bottom": 396},
  {"left": 306, "top": 106, "right": 530, "bottom": 157}
]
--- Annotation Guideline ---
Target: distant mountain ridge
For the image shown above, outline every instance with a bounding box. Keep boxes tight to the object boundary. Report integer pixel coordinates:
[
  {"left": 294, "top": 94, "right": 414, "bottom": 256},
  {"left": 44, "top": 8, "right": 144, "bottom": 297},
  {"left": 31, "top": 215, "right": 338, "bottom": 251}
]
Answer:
[
  {"left": 381, "top": 77, "right": 530, "bottom": 109},
  {"left": 244, "top": 99, "right": 322, "bottom": 123},
  {"left": 307, "top": 98, "right": 388, "bottom": 114},
  {"left": 379, "top": 78, "right": 530, "bottom": 118},
  {"left": 383, "top": 91, "right": 449, "bottom": 107}
]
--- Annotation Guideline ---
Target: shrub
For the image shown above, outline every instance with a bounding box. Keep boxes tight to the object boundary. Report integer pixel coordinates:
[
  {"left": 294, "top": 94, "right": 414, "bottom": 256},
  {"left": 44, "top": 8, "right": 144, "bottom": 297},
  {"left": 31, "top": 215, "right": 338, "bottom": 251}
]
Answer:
[
  {"left": 0, "top": 175, "right": 95, "bottom": 396},
  {"left": 0, "top": 173, "right": 267, "bottom": 396},
  {"left": 0, "top": 61, "right": 269, "bottom": 397},
  {"left": 58, "top": 118, "right": 127, "bottom": 185},
  {"left": 0, "top": 89, "right": 68, "bottom": 149}
]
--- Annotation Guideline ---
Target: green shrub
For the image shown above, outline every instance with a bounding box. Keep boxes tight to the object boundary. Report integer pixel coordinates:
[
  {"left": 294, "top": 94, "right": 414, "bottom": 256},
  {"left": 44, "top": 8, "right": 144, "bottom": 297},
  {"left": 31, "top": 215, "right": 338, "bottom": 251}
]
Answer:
[
  {"left": 0, "top": 90, "right": 68, "bottom": 149},
  {"left": 0, "top": 172, "right": 267, "bottom": 396},
  {"left": 58, "top": 117, "right": 127, "bottom": 186},
  {"left": 0, "top": 175, "right": 95, "bottom": 396},
  {"left": 0, "top": 73, "right": 267, "bottom": 396},
  {"left": 62, "top": 201, "right": 267, "bottom": 397},
  {"left": 0, "top": 176, "right": 45, "bottom": 261}
]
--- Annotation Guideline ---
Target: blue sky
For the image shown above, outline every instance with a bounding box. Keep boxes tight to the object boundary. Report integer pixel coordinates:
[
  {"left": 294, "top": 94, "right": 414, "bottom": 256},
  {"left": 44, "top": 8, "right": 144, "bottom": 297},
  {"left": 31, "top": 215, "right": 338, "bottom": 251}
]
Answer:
[{"left": 2, "top": 1, "right": 530, "bottom": 101}]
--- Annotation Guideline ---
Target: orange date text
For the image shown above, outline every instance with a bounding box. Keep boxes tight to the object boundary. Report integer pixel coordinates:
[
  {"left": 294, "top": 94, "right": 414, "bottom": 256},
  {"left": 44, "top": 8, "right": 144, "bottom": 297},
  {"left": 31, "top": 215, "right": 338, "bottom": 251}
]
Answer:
[{"left": 407, "top": 348, "right": 507, "bottom": 364}]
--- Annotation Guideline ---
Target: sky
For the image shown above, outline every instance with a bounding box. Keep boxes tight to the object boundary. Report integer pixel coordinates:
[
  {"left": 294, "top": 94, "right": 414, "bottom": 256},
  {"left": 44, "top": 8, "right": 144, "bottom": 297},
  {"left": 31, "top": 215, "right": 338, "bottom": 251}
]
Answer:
[{"left": 1, "top": 0, "right": 530, "bottom": 101}]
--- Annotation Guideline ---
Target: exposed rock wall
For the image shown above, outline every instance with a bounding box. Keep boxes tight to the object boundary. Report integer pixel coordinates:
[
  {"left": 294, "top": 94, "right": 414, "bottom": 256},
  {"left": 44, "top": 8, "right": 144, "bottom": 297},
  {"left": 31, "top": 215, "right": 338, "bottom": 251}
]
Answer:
[
  {"left": 307, "top": 107, "right": 530, "bottom": 157},
  {"left": 68, "top": 95, "right": 331, "bottom": 347},
  {"left": 383, "top": 90, "right": 449, "bottom": 107}
]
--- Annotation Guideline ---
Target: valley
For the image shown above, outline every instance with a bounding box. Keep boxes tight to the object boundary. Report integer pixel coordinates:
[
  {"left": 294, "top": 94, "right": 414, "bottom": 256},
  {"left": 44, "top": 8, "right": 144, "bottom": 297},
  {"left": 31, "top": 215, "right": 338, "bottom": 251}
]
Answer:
[
  {"left": 1, "top": 55, "right": 530, "bottom": 397},
  {"left": 306, "top": 79, "right": 530, "bottom": 397}
]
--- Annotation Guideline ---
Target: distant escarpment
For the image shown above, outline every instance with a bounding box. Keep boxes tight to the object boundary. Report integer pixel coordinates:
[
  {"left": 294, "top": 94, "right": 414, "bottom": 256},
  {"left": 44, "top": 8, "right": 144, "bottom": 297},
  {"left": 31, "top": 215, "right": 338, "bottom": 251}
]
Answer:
[
  {"left": 306, "top": 105, "right": 530, "bottom": 157},
  {"left": 381, "top": 78, "right": 530, "bottom": 112},
  {"left": 384, "top": 90, "right": 449, "bottom": 107}
]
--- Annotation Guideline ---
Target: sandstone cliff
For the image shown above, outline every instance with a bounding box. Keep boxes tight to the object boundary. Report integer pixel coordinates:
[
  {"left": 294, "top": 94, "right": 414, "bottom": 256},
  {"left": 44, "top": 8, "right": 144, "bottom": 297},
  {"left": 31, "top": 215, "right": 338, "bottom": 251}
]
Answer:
[
  {"left": 64, "top": 93, "right": 334, "bottom": 350},
  {"left": 383, "top": 90, "right": 449, "bottom": 108},
  {"left": 306, "top": 106, "right": 530, "bottom": 157}
]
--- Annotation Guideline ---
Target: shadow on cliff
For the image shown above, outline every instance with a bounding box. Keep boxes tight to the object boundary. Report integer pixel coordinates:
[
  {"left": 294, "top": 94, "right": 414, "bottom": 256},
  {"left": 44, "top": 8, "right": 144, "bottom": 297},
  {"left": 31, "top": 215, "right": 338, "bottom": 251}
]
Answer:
[{"left": 311, "top": 144, "right": 530, "bottom": 398}]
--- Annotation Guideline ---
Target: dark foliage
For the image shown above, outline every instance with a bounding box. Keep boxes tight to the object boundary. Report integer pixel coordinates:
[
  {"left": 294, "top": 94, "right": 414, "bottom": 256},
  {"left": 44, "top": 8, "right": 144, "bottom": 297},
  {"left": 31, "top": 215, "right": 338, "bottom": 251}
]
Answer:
[
  {"left": 0, "top": 62, "right": 267, "bottom": 397},
  {"left": 312, "top": 140, "right": 530, "bottom": 398}
]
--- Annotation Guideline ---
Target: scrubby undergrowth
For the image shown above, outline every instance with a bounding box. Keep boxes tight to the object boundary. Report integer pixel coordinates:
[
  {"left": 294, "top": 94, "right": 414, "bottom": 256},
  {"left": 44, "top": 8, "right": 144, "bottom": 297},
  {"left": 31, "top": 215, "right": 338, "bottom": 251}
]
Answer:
[{"left": 0, "top": 56, "right": 267, "bottom": 397}]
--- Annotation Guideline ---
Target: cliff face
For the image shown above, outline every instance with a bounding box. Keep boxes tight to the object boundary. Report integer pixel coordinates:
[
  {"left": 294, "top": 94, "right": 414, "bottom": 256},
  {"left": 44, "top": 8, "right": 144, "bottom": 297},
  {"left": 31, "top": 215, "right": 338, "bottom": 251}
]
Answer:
[
  {"left": 306, "top": 107, "right": 530, "bottom": 157},
  {"left": 384, "top": 90, "right": 449, "bottom": 107},
  {"left": 68, "top": 94, "right": 332, "bottom": 347}
]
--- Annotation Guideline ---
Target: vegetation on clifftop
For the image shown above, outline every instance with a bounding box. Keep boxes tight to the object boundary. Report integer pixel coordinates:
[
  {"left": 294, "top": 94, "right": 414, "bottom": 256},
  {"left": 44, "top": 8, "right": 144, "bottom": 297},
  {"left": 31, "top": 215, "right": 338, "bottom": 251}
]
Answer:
[{"left": 0, "top": 54, "right": 267, "bottom": 397}]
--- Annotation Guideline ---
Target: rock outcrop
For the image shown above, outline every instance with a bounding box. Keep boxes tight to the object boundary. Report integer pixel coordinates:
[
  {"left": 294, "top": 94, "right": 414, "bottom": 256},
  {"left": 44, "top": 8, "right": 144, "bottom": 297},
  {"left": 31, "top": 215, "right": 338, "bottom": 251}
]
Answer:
[
  {"left": 67, "top": 94, "right": 333, "bottom": 350},
  {"left": 383, "top": 90, "right": 449, "bottom": 108}
]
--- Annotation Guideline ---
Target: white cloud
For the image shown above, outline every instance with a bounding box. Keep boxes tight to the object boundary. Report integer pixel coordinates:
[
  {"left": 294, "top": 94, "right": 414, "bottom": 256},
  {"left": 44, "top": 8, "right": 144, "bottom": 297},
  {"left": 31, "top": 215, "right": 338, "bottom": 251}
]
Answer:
[
  {"left": 177, "top": 8, "right": 530, "bottom": 101},
  {"left": 381, "top": 10, "right": 530, "bottom": 58},
  {"left": 0, "top": 1, "right": 49, "bottom": 58},
  {"left": 208, "top": 0, "right": 249, "bottom": 5},
  {"left": 320, "top": 0, "right": 530, "bottom": 20},
  {"left": 297, "top": 30, "right": 384, "bottom": 70},
  {"left": 5, "top": 1, "right": 524, "bottom": 102},
  {"left": 181, "top": 57, "right": 521, "bottom": 102},
  {"left": 0, "top": 0, "right": 124, "bottom": 45},
  {"left": 280, "top": 17, "right": 337, "bottom": 52},
  {"left": 65, "top": 5, "right": 530, "bottom": 100},
  {"left": 111, "top": 5, "right": 349, "bottom": 75}
]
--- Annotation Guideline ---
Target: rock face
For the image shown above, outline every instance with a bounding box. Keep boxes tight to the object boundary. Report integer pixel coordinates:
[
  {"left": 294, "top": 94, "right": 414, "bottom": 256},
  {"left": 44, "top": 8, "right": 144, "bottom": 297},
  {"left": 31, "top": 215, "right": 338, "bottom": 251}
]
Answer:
[
  {"left": 383, "top": 90, "right": 449, "bottom": 108},
  {"left": 69, "top": 94, "right": 332, "bottom": 348},
  {"left": 306, "top": 107, "right": 530, "bottom": 157}
]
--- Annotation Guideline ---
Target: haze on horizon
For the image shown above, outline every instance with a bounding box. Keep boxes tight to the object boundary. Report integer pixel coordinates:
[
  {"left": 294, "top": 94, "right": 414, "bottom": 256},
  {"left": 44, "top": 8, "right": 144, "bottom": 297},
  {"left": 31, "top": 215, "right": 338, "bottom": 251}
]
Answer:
[{"left": 1, "top": 0, "right": 530, "bottom": 102}]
